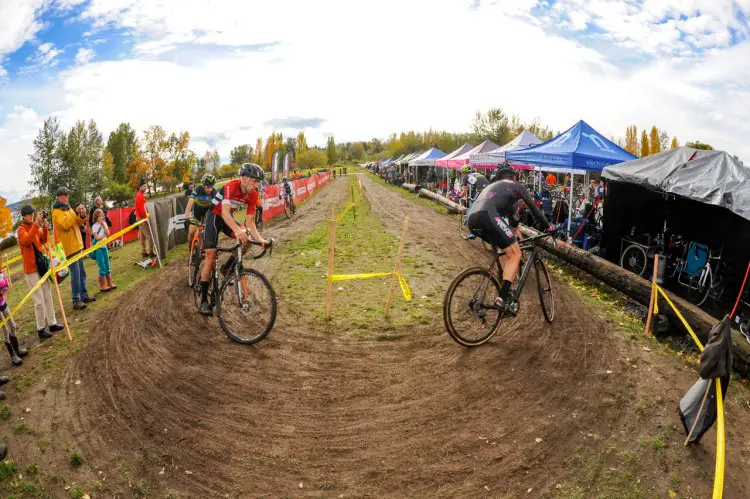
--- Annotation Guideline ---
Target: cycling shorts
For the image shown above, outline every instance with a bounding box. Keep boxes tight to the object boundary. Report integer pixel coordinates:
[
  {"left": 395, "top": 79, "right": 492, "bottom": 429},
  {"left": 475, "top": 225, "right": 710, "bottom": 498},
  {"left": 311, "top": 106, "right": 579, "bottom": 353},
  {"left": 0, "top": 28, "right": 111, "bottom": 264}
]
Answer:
[
  {"left": 467, "top": 209, "right": 517, "bottom": 249},
  {"left": 203, "top": 210, "right": 235, "bottom": 249},
  {"left": 193, "top": 205, "right": 210, "bottom": 222}
]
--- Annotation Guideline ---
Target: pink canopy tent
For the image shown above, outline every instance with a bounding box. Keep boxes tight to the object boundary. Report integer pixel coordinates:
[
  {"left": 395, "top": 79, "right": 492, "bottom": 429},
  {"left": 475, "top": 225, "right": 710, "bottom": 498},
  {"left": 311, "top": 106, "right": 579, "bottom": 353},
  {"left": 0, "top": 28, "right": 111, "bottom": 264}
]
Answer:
[
  {"left": 435, "top": 143, "right": 475, "bottom": 167},
  {"left": 445, "top": 140, "right": 500, "bottom": 168}
]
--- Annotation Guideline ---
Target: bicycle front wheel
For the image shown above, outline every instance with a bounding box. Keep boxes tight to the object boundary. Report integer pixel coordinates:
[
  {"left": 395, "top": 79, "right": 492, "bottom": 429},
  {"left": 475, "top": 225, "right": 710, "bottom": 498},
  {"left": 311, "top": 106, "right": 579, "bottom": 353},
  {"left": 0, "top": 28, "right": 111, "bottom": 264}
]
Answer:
[
  {"left": 443, "top": 267, "right": 502, "bottom": 347},
  {"left": 535, "top": 259, "right": 555, "bottom": 323},
  {"left": 187, "top": 241, "right": 200, "bottom": 287},
  {"left": 283, "top": 200, "right": 292, "bottom": 218},
  {"left": 216, "top": 269, "right": 277, "bottom": 344}
]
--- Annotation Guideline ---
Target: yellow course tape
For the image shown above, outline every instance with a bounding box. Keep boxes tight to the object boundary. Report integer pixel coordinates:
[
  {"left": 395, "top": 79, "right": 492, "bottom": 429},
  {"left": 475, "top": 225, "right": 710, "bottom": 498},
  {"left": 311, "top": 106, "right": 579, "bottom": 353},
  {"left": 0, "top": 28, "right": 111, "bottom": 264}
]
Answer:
[
  {"left": 330, "top": 272, "right": 412, "bottom": 302},
  {"left": 5, "top": 255, "right": 22, "bottom": 266},
  {"left": 335, "top": 203, "right": 355, "bottom": 222},
  {"left": 0, "top": 216, "right": 149, "bottom": 331},
  {"left": 653, "top": 284, "right": 724, "bottom": 499}
]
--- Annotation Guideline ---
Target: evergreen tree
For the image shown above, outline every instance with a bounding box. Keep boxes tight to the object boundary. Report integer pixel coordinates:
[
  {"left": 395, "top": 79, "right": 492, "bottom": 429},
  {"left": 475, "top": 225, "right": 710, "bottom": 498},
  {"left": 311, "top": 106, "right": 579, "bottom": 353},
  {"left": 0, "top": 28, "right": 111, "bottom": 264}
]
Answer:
[
  {"left": 106, "top": 123, "right": 138, "bottom": 184},
  {"left": 28, "top": 116, "right": 63, "bottom": 207},
  {"left": 229, "top": 144, "right": 254, "bottom": 166}
]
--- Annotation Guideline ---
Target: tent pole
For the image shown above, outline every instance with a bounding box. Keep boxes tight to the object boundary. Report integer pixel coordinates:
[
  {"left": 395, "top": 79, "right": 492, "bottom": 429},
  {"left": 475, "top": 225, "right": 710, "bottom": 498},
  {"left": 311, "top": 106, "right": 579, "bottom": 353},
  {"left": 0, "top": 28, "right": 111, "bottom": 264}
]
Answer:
[{"left": 568, "top": 171, "right": 574, "bottom": 242}]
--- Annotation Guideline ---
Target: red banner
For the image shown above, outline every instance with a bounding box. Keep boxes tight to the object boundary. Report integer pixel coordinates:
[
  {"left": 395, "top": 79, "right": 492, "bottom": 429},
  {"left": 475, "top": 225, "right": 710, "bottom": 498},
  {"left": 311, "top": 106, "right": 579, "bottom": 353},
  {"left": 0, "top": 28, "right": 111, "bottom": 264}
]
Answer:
[
  {"left": 261, "top": 172, "right": 331, "bottom": 221},
  {"left": 108, "top": 208, "right": 140, "bottom": 243}
]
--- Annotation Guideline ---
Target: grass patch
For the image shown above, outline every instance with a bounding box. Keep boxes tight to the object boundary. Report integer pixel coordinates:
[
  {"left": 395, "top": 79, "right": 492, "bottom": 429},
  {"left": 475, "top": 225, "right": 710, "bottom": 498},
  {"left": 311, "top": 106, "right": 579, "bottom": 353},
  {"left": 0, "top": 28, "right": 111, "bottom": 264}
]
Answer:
[
  {"left": 69, "top": 485, "right": 85, "bottom": 498},
  {"left": 12, "top": 422, "right": 28, "bottom": 434},
  {"left": 0, "top": 405, "right": 11, "bottom": 420},
  {"left": 274, "top": 176, "right": 440, "bottom": 334},
  {"left": 26, "top": 463, "right": 38, "bottom": 475},
  {"left": 69, "top": 452, "right": 83, "bottom": 468},
  {"left": 638, "top": 437, "right": 664, "bottom": 451},
  {"left": 616, "top": 451, "right": 637, "bottom": 466}
]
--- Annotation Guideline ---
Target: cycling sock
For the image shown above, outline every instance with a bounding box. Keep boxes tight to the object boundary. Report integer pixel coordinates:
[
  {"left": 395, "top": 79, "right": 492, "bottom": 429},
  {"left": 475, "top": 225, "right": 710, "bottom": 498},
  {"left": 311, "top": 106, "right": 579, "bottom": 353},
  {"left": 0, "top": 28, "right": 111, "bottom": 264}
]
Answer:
[
  {"left": 499, "top": 280, "right": 512, "bottom": 301},
  {"left": 200, "top": 281, "right": 209, "bottom": 302}
]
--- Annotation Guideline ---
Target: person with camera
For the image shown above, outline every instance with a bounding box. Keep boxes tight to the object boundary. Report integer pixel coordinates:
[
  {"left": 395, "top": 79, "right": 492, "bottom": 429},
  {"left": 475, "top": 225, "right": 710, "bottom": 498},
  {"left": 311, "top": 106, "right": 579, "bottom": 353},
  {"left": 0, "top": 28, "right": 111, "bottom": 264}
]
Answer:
[
  {"left": 16, "top": 205, "right": 64, "bottom": 340},
  {"left": 52, "top": 187, "right": 96, "bottom": 310}
]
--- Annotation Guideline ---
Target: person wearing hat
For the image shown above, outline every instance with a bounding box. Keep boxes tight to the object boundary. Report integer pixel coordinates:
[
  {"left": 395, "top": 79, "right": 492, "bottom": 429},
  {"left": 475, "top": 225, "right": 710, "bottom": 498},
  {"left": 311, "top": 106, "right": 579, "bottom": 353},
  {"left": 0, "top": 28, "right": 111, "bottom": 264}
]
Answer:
[
  {"left": 51, "top": 187, "right": 96, "bottom": 310},
  {"left": 16, "top": 205, "right": 64, "bottom": 340}
]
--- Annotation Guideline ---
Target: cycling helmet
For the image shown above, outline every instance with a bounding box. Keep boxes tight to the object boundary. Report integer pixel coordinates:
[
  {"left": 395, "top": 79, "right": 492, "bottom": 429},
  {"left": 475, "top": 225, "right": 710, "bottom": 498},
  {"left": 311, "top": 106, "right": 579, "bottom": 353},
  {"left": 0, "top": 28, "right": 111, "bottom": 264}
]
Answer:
[
  {"left": 201, "top": 173, "right": 216, "bottom": 186},
  {"left": 239, "top": 163, "right": 264, "bottom": 180},
  {"left": 461, "top": 166, "right": 471, "bottom": 173},
  {"left": 282, "top": 176, "right": 288, "bottom": 181},
  {"left": 496, "top": 161, "right": 515, "bottom": 180}
]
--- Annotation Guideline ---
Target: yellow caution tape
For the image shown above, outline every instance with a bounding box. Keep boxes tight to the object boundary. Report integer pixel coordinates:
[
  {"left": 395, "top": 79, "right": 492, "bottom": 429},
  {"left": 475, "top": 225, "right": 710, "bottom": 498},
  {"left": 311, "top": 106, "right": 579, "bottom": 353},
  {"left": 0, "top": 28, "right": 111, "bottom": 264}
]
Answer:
[
  {"left": 0, "top": 216, "right": 149, "bottom": 331},
  {"left": 652, "top": 284, "right": 723, "bottom": 498},
  {"left": 653, "top": 291, "right": 658, "bottom": 315},
  {"left": 335, "top": 203, "right": 355, "bottom": 222},
  {"left": 5, "top": 255, "right": 22, "bottom": 266},
  {"left": 654, "top": 284, "right": 704, "bottom": 351},
  {"left": 714, "top": 377, "right": 725, "bottom": 499},
  {"left": 330, "top": 271, "right": 412, "bottom": 302}
]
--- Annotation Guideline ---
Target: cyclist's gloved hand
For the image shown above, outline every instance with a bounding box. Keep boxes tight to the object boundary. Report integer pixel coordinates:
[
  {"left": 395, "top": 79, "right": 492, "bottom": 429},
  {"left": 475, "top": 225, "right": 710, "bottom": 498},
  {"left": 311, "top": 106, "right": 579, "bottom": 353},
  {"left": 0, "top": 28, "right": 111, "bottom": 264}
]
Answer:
[{"left": 184, "top": 219, "right": 190, "bottom": 231}]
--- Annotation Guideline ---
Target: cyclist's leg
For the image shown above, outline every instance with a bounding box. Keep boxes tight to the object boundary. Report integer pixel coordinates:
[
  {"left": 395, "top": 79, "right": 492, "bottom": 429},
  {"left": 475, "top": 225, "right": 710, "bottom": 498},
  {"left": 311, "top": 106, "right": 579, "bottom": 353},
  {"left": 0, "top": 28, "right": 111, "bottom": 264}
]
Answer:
[{"left": 469, "top": 209, "right": 518, "bottom": 307}]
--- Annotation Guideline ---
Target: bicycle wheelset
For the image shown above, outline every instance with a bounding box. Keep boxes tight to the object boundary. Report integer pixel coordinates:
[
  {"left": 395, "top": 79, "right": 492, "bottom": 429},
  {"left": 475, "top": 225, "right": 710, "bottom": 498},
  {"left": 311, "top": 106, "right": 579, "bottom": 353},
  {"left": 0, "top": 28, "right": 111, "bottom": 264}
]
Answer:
[
  {"left": 443, "top": 267, "right": 502, "bottom": 347},
  {"left": 216, "top": 268, "right": 277, "bottom": 344},
  {"left": 191, "top": 258, "right": 215, "bottom": 312},
  {"left": 535, "top": 259, "right": 555, "bottom": 323}
]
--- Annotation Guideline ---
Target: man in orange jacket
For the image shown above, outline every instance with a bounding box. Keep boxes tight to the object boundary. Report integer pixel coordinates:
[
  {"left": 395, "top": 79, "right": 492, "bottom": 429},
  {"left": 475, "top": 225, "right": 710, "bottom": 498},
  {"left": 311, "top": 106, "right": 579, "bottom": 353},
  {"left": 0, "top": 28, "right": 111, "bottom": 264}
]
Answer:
[
  {"left": 17, "top": 205, "right": 63, "bottom": 340},
  {"left": 135, "top": 182, "right": 156, "bottom": 260}
]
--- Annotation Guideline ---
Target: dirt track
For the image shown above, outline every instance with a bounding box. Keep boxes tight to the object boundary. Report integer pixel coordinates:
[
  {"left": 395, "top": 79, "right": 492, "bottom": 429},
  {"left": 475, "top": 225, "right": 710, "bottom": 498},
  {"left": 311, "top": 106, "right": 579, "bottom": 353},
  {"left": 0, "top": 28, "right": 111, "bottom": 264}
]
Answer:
[{"left": 48, "top": 175, "right": 750, "bottom": 497}]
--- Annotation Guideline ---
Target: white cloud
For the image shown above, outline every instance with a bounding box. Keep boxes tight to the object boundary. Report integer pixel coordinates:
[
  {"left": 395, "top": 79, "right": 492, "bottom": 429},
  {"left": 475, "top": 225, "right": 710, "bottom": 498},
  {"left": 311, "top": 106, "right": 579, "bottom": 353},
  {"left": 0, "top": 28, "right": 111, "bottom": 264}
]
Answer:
[
  {"left": 2, "top": 0, "right": 750, "bottom": 200},
  {"left": 0, "top": 0, "right": 45, "bottom": 56},
  {"left": 75, "top": 47, "right": 95, "bottom": 64},
  {"left": 0, "top": 105, "right": 42, "bottom": 202},
  {"left": 19, "top": 42, "right": 63, "bottom": 74}
]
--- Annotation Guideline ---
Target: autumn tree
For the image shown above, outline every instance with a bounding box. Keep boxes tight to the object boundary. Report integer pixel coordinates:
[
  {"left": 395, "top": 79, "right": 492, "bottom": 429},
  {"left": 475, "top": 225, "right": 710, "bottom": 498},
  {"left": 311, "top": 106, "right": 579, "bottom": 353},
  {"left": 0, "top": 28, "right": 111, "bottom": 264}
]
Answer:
[
  {"left": 0, "top": 197, "right": 12, "bottom": 239},
  {"left": 263, "top": 132, "right": 283, "bottom": 170},
  {"left": 649, "top": 126, "right": 661, "bottom": 155},
  {"left": 296, "top": 131, "right": 308, "bottom": 153},
  {"left": 170, "top": 132, "right": 194, "bottom": 183},
  {"left": 624, "top": 125, "right": 639, "bottom": 156},
  {"left": 297, "top": 148, "right": 327, "bottom": 169},
  {"left": 326, "top": 136, "right": 337, "bottom": 165},
  {"left": 229, "top": 144, "right": 254, "bottom": 166},
  {"left": 670, "top": 137, "right": 679, "bottom": 149},
  {"left": 640, "top": 129, "right": 650, "bottom": 157}
]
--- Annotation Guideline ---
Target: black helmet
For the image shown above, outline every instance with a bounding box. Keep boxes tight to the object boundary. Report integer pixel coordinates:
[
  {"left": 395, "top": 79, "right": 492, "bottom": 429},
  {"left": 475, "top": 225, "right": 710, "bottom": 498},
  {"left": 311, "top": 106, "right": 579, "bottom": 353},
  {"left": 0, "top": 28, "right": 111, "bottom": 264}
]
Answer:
[
  {"left": 496, "top": 161, "right": 515, "bottom": 180},
  {"left": 239, "top": 163, "right": 264, "bottom": 180},
  {"left": 55, "top": 186, "right": 70, "bottom": 197},
  {"left": 201, "top": 173, "right": 216, "bottom": 186}
]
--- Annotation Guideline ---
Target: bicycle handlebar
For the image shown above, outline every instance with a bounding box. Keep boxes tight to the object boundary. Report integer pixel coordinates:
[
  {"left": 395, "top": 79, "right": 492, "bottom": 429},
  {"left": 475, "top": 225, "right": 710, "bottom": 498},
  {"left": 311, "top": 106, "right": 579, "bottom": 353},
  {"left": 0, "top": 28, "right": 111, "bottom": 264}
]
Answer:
[{"left": 217, "top": 237, "right": 274, "bottom": 259}]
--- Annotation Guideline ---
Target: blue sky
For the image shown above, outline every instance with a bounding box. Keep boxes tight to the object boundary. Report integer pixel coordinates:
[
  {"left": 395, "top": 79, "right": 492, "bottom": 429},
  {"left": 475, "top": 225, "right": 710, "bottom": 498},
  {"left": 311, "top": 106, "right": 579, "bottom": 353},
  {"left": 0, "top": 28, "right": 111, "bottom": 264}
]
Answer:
[{"left": 1, "top": 0, "right": 750, "bottom": 203}]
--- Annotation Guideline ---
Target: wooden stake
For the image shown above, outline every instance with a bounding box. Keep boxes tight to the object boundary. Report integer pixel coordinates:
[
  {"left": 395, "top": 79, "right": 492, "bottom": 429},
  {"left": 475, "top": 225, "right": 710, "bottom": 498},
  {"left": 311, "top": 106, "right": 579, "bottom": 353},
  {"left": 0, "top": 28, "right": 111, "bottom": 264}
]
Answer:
[
  {"left": 351, "top": 185, "right": 356, "bottom": 221},
  {"left": 385, "top": 217, "right": 410, "bottom": 318},
  {"left": 325, "top": 218, "right": 337, "bottom": 320},
  {"left": 48, "top": 243, "right": 72, "bottom": 341},
  {"left": 644, "top": 253, "right": 659, "bottom": 336}
]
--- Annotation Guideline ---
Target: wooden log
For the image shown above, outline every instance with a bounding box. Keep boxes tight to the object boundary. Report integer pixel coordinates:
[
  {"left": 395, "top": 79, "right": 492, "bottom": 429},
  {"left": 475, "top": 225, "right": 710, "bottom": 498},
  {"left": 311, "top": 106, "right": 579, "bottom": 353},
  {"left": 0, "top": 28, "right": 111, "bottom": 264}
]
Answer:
[
  {"left": 417, "top": 188, "right": 467, "bottom": 213},
  {"left": 401, "top": 183, "right": 421, "bottom": 193},
  {"left": 518, "top": 225, "right": 750, "bottom": 377}
]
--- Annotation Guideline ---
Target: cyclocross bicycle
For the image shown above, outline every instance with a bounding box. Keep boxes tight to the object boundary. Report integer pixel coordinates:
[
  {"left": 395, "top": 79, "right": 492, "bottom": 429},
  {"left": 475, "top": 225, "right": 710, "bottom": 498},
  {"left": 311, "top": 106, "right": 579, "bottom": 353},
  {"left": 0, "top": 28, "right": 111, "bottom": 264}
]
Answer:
[
  {"left": 283, "top": 192, "right": 296, "bottom": 218},
  {"left": 187, "top": 219, "right": 204, "bottom": 287},
  {"left": 443, "top": 231, "right": 556, "bottom": 347},
  {"left": 192, "top": 234, "right": 277, "bottom": 345}
]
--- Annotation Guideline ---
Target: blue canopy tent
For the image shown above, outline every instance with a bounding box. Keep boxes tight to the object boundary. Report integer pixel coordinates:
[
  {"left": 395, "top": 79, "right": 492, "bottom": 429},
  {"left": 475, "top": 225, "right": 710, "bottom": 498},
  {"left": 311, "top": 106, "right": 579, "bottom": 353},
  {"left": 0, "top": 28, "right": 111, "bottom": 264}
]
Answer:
[{"left": 506, "top": 120, "right": 637, "bottom": 239}]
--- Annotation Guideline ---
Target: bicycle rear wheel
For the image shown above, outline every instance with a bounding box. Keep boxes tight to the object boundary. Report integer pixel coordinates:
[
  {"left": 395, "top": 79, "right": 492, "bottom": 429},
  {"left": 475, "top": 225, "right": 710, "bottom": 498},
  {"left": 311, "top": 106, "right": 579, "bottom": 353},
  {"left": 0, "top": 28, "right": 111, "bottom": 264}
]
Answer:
[
  {"left": 443, "top": 267, "right": 502, "bottom": 347},
  {"left": 535, "top": 259, "right": 555, "bottom": 323},
  {"left": 191, "top": 257, "right": 215, "bottom": 311},
  {"left": 216, "top": 268, "right": 277, "bottom": 344}
]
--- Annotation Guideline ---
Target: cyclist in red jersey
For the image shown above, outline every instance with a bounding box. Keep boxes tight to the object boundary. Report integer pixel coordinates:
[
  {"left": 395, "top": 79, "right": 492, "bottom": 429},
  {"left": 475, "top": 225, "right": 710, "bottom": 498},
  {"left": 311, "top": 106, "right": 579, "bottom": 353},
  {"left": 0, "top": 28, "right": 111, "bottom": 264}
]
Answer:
[{"left": 199, "top": 163, "right": 270, "bottom": 316}]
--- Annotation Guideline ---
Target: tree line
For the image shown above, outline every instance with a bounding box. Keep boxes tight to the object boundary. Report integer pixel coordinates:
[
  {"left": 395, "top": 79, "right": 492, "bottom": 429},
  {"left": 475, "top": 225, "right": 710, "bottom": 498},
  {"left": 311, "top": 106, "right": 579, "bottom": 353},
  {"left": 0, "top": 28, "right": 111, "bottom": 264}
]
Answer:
[{"left": 623, "top": 125, "right": 712, "bottom": 158}]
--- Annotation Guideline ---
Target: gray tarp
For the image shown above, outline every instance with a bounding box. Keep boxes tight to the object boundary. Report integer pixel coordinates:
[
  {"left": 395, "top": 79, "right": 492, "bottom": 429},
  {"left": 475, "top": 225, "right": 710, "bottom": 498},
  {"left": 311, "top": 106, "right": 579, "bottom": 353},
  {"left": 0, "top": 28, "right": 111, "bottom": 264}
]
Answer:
[{"left": 602, "top": 147, "right": 750, "bottom": 222}]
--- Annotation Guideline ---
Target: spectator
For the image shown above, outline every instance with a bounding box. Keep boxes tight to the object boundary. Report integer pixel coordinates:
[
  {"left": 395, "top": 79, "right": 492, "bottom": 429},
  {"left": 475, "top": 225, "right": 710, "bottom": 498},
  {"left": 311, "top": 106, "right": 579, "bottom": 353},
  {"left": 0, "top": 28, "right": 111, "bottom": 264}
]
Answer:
[
  {"left": 0, "top": 269, "right": 28, "bottom": 366},
  {"left": 91, "top": 209, "right": 117, "bottom": 292},
  {"left": 135, "top": 182, "right": 156, "bottom": 260},
  {"left": 184, "top": 181, "right": 195, "bottom": 198},
  {"left": 546, "top": 172, "right": 556, "bottom": 186},
  {"left": 88, "top": 197, "right": 111, "bottom": 227},
  {"left": 52, "top": 187, "right": 96, "bottom": 310},
  {"left": 16, "top": 205, "right": 63, "bottom": 340},
  {"left": 426, "top": 167, "right": 437, "bottom": 191}
]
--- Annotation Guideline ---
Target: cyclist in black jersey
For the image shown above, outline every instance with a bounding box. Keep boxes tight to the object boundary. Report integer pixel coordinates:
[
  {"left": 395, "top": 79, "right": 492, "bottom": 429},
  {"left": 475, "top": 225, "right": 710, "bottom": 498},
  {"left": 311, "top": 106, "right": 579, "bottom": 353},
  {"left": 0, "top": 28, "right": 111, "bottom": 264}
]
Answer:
[
  {"left": 183, "top": 173, "right": 217, "bottom": 245},
  {"left": 467, "top": 162, "right": 553, "bottom": 313}
]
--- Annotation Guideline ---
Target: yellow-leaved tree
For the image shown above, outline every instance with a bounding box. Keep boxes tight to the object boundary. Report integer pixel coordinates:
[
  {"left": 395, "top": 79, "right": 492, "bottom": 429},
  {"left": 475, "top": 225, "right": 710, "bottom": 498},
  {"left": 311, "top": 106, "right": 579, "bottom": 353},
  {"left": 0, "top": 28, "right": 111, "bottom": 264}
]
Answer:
[
  {"left": 640, "top": 129, "right": 650, "bottom": 157},
  {"left": 671, "top": 137, "right": 679, "bottom": 149},
  {"left": 624, "top": 125, "right": 639, "bottom": 156},
  {"left": 0, "top": 197, "right": 13, "bottom": 239},
  {"left": 254, "top": 137, "right": 264, "bottom": 167},
  {"left": 649, "top": 126, "right": 661, "bottom": 154}
]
